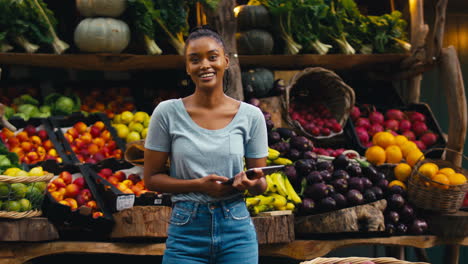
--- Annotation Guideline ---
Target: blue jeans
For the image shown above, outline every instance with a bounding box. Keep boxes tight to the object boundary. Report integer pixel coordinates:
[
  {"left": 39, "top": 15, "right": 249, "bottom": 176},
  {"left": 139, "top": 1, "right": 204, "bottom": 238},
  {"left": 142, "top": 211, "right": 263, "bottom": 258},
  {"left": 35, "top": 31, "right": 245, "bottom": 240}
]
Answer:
[{"left": 163, "top": 197, "right": 258, "bottom": 264}]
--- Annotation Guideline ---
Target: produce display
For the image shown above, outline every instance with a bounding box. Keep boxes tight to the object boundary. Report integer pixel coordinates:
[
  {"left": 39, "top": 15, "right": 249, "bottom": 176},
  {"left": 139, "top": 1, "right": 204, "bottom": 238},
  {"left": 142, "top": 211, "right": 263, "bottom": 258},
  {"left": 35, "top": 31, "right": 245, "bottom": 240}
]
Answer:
[
  {"left": 290, "top": 102, "right": 342, "bottom": 137},
  {"left": 0, "top": 125, "right": 63, "bottom": 164},
  {"left": 63, "top": 121, "right": 122, "bottom": 163},
  {"left": 112, "top": 111, "right": 150, "bottom": 142},
  {"left": 0, "top": 166, "right": 48, "bottom": 212},
  {"left": 79, "top": 88, "right": 136, "bottom": 119},
  {"left": 95, "top": 167, "right": 150, "bottom": 197},
  {"left": 47, "top": 171, "right": 104, "bottom": 218},
  {"left": 0, "top": 142, "right": 21, "bottom": 174}
]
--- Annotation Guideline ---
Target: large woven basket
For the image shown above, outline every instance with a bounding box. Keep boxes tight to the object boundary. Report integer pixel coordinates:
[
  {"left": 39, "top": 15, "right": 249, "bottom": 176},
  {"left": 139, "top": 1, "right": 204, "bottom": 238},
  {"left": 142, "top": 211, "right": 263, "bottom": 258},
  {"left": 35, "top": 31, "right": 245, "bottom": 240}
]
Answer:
[
  {"left": 282, "top": 67, "right": 355, "bottom": 143},
  {"left": 0, "top": 173, "right": 54, "bottom": 218},
  {"left": 301, "top": 257, "right": 429, "bottom": 264},
  {"left": 408, "top": 148, "right": 468, "bottom": 214}
]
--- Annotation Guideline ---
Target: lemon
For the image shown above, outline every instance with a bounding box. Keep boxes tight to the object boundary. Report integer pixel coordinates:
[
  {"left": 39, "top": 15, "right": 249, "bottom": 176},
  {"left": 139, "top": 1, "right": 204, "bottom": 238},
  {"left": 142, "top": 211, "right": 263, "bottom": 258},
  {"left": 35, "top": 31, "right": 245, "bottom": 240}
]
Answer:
[
  {"left": 406, "top": 149, "right": 424, "bottom": 167},
  {"left": 114, "top": 124, "right": 130, "bottom": 139},
  {"left": 394, "top": 163, "right": 412, "bottom": 182},
  {"left": 28, "top": 166, "right": 44, "bottom": 177},
  {"left": 394, "top": 135, "right": 409, "bottom": 147},
  {"left": 120, "top": 111, "right": 134, "bottom": 125},
  {"left": 141, "top": 128, "right": 148, "bottom": 139},
  {"left": 143, "top": 118, "right": 150, "bottom": 128},
  {"left": 385, "top": 145, "right": 403, "bottom": 164},
  {"left": 15, "top": 170, "right": 29, "bottom": 177},
  {"left": 401, "top": 141, "right": 418, "bottom": 158},
  {"left": 365, "top": 146, "right": 386, "bottom": 165},
  {"left": 133, "top": 112, "right": 149, "bottom": 123},
  {"left": 448, "top": 173, "right": 467, "bottom": 186},
  {"left": 418, "top": 162, "right": 439, "bottom": 179},
  {"left": 126, "top": 131, "right": 141, "bottom": 143},
  {"left": 4, "top": 168, "right": 21, "bottom": 177},
  {"left": 113, "top": 114, "right": 122, "bottom": 124},
  {"left": 374, "top": 132, "right": 395, "bottom": 149},
  {"left": 129, "top": 122, "right": 144, "bottom": 133},
  {"left": 438, "top": 167, "right": 456, "bottom": 177}
]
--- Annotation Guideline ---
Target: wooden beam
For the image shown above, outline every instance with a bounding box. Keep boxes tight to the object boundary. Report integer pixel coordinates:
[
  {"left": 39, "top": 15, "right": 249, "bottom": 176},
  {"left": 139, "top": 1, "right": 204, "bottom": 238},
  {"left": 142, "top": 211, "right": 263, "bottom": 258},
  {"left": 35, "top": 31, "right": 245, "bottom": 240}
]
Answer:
[{"left": 427, "top": 0, "right": 448, "bottom": 62}]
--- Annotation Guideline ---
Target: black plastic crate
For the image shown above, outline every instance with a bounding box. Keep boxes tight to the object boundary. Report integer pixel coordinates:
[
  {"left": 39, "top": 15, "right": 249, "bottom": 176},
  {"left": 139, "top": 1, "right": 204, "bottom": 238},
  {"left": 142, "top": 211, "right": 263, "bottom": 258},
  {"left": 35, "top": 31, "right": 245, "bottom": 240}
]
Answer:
[
  {"left": 86, "top": 158, "right": 171, "bottom": 213},
  {"left": 50, "top": 113, "right": 126, "bottom": 164},
  {"left": 40, "top": 161, "right": 114, "bottom": 240},
  {"left": 0, "top": 118, "right": 71, "bottom": 166},
  {"left": 345, "top": 103, "right": 447, "bottom": 158}
]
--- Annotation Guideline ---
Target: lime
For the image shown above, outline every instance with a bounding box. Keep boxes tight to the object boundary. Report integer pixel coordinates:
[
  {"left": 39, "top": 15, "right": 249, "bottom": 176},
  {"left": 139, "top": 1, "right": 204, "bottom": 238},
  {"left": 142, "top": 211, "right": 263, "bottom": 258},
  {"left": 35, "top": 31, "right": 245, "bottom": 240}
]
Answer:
[
  {"left": 126, "top": 131, "right": 141, "bottom": 143},
  {"left": 18, "top": 198, "right": 31, "bottom": 212},
  {"left": 34, "top": 182, "right": 47, "bottom": 192},
  {"left": 3, "top": 200, "right": 21, "bottom": 212},
  {"left": 120, "top": 111, "right": 134, "bottom": 125},
  {"left": 129, "top": 122, "right": 144, "bottom": 133},
  {"left": 133, "top": 112, "right": 148, "bottom": 123},
  {"left": 26, "top": 186, "right": 43, "bottom": 201},
  {"left": 0, "top": 183, "right": 10, "bottom": 199},
  {"left": 11, "top": 183, "right": 27, "bottom": 199}
]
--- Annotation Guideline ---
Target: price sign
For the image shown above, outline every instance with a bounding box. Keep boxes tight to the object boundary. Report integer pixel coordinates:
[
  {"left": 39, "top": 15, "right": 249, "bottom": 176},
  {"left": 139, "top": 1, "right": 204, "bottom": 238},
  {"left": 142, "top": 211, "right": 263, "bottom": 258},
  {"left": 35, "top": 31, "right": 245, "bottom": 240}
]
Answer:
[{"left": 116, "top": 195, "right": 135, "bottom": 211}]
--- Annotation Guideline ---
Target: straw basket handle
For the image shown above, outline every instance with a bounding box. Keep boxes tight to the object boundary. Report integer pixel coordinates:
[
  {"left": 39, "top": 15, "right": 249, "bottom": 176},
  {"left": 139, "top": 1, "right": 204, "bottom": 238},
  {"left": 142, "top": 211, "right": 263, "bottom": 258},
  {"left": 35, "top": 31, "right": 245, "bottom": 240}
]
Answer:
[{"left": 301, "top": 257, "right": 429, "bottom": 264}]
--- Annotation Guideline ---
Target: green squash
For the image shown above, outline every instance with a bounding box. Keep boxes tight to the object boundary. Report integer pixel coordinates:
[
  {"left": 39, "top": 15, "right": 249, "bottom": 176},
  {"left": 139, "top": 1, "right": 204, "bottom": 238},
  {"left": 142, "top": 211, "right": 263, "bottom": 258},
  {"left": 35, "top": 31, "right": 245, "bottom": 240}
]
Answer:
[
  {"left": 242, "top": 68, "right": 275, "bottom": 98},
  {"left": 236, "top": 5, "right": 271, "bottom": 30},
  {"left": 236, "top": 29, "right": 274, "bottom": 55}
]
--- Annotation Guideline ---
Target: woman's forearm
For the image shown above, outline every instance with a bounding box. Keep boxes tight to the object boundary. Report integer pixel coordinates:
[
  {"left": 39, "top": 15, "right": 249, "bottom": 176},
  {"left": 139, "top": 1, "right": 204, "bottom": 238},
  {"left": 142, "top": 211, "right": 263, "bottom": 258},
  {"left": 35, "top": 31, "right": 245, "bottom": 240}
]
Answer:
[{"left": 146, "top": 173, "right": 202, "bottom": 194}]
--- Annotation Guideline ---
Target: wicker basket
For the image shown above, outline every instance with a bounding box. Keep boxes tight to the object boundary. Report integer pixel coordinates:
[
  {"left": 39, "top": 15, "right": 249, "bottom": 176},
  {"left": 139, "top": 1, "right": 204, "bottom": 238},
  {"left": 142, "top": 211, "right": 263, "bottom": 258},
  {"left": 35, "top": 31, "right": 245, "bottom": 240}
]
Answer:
[
  {"left": 408, "top": 148, "right": 468, "bottom": 214},
  {"left": 0, "top": 173, "right": 54, "bottom": 218},
  {"left": 301, "top": 257, "right": 429, "bottom": 264},
  {"left": 282, "top": 67, "right": 355, "bottom": 144},
  {"left": 124, "top": 139, "right": 145, "bottom": 167}
]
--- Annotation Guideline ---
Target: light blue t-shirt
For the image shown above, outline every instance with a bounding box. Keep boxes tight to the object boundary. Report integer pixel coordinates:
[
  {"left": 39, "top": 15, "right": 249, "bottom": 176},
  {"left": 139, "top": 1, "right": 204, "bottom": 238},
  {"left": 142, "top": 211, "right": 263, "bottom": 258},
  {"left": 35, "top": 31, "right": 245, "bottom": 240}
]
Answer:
[{"left": 145, "top": 98, "right": 268, "bottom": 203}]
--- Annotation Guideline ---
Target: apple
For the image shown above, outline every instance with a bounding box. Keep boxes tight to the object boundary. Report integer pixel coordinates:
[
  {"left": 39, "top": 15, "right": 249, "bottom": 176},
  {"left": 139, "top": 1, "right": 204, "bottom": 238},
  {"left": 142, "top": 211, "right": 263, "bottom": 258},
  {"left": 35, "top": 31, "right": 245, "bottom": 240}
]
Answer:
[
  {"left": 75, "top": 194, "right": 87, "bottom": 206},
  {"left": 59, "top": 171, "right": 73, "bottom": 185},
  {"left": 99, "top": 168, "right": 113, "bottom": 178},
  {"left": 52, "top": 178, "right": 66, "bottom": 189},
  {"left": 64, "top": 198, "right": 78, "bottom": 210},
  {"left": 90, "top": 126, "right": 101, "bottom": 138},
  {"left": 65, "top": 183, "right": 81, "bottom": 198},
  {"left": 113, "top": 171, "right": 126, "bottom": 182},
  {"left": 106, "top": 140, "right": 116, "bottom": 151},
  {"left": 128, "top": 174, "right": 142, "bottom": 184},
  {"left": 37, "top": 130, "right": 48, "bottom": 141},
  {"left": 85, "top": 200, "right": 97, "bottom": 209},
  {"left": 73, "top": 177, "right": 86, "bottom": 189},
  {"left": 24, "top": 125, "right": 37, "bottom": 137},
  {"left": 80, "top": 189, "right": 93, "bottom": 202}
]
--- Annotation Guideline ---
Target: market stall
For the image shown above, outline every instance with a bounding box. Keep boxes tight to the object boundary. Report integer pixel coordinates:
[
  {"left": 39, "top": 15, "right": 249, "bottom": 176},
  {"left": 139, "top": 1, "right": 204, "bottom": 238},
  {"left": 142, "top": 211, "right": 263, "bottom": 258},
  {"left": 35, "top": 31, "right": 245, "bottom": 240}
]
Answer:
[{"left": 0, "top": 0, "right": 467, "bottom": 264}]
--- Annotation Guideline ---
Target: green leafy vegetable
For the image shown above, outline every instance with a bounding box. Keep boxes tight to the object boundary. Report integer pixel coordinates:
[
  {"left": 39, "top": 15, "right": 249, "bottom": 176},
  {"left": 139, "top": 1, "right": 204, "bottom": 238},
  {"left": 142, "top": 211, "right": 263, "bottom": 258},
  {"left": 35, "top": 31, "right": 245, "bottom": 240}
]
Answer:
[{"left": 13, "top": 94, "right": 39, "bottom": 106}]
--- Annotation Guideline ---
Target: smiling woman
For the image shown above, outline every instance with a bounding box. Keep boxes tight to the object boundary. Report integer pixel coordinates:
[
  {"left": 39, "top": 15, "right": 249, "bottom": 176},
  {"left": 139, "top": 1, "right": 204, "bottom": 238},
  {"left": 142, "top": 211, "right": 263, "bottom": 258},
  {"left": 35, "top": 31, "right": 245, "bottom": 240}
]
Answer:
[{"left": 143, "top": 25, "right": 269, "bottom": 264}]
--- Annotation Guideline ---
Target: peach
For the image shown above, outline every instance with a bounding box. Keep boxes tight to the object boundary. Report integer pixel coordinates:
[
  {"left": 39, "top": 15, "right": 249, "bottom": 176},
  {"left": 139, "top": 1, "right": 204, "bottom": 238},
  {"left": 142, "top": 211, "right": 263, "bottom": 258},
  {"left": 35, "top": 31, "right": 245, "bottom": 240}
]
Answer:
[
  {"left": 90, "top": 126, "right": 101, "bottom": 138},
  {"left": 122, "top": 179, "right": 133, "bottom": 188},
  {"left": 74, "top": 122, "right": 88, "bottom": 133},
  {"left": 88, "top": 143, "right": 99, "bottom": 155},
  {"left": 85, "top": 200, "right": 97, "bottom": 209},
  {"left": 122, "top": 188, "right": 134, "bottom": 194},
  {"left": 64, "top": 133, "right": 74, "bottom": 144},
  {"left": 37, "top": 146, "right": 46, "bottom": 159},
  {"left": 20, "top": 141, "right": 33, "bottom": 152},
  {"left": 106, "top": 140, "right": 116, "bottom": 151},
  {"left": 16, "top": 131, "right": 29, "bottom": 142},
  {"left": 75, "top": 139, "right": 87, "bottom": 150},
  {"left": 113, "top": 149, "right": 122, "bottom": 159},
  {"left": 131, "top": 185, "right": 143, "bottom": 194},
  {"left": 92, "top": 211, "right": 104, "bottom": 219},
  {"left": 92, "top": 137, "right": 105, "bottom": 148},
  {"left": 43, "top": 140, "right": 54, "bottom": 151},
  {"left": 30, "top": 135, "right": 42, "bottom": 145},
  {"left": 57, "top": 157, "right": 63, "bottom": 163},
  {"left": 59, "top": 171, "right": 73, "bottom": 185},
  {"left": 66, "top": 127, "right": 79, "bottom": 139},
  {"left": 99, "top": 168, "right": 113, "bottom": 178},
  {"left": 81, "top": 132, "right": 92, "bottom": 144},
  {"left": 47, "top": 182, "right": 57, "bottom": 193},
  {"left": 26, "top": 151, "right": 39, "bottom": 163},
  {"left": 52, "top": 178, "right": 66, "bottom": 189},
  {"left": 94, "top": 121, "right": 105, "bottom": 131},
  {"left": 21, "top": 156, "right": 29, "bottom": 164},
  {"left": 113, "top": 171, "right": 126, "bottom": 182},
  {"left": 11, "top": 146, "right": 23, "bottom": 155},
  {"left": 73, "top": 177, "right": 85, "bottom": 189},
  {"left": 107, "top": 176, "right": 120, "bottom": 186},
  {"left": 7, "top": 137, "right": 20, "bottom": 148},
  {"left": 51, "top": 191, "right": 64, "bottom": 201},
  {"left": 101, "top": 130, "right": 112, "bottom": 142},
  {"left": 64, "top": 198, "right": 78, "bottom": 210},
  {"left": 65, "top": 183, "right": 80, "bottom": 198},
  {"left": 37, "top": 130, "right": 48, "bottom": 141},
  {"left": 79, "top": 189, "right": 93, "bottom": 202},
  {"left": 2, "top": 128, "right": 15, "bottom": 138},
  {"left": 57, "top": 187, "right": 66, "bottom": 196},
  {"left": 59, "top": 200, "right": 70, "bottom": 207},
  {"left": 48, "top": 149, "right": 58, "bottom": 157}
]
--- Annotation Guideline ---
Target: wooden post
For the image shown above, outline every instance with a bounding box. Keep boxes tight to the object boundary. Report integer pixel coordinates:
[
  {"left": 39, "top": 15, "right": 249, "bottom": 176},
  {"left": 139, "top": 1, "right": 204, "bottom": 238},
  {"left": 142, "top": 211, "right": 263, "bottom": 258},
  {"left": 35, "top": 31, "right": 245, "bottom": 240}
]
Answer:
[
  {"left": 427, "top": 0, "right": 448, "bottom": 62},
  {"left": 406, "top": 0, "right": 428, "bottom": 103},
  {"left": 201, "top": 0, "right": 243, "bottom": 101}
]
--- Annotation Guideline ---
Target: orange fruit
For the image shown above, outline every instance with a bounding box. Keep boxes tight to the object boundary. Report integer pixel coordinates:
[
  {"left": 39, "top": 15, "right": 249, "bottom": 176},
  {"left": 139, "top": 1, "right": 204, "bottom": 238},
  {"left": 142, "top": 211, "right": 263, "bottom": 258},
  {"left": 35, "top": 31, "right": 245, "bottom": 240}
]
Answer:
[
  {"left": 438, "top": 167, "right": 456, "bottom": 177},
  {"left": 431, "top": 173, "right": 450, "bottom": 189},
  {"left": 448, "top": 173, "right": 467, "bottom": 186},
  {"left": 417, "top": 162, "right": 439, "bottom": 179},
  {"left": 394, "top": 135, "right": 409, "bottom": 147},
  {"left": 374, "top": 132, "right": 395, "bottom": 149},
  {"left": 385, "top": 145, "right": 403, "bottom": 164},
  {"left": 406, "top": 149, "right": 424, "bottom": 167},
  {"left": 388, "top": 180, "right": 407, "bottom": 190},
  {"left": 365, "top": 146, "right": 386, "bottom": 165},
  {"left": 394, "top": 163, "right": 412, "bottom": 182},
  {"left": 401, "top": 141, "right": 419, "bottom": 158},
  {"left": 372, "top": 131, "right": 386, "bottom": 145}
]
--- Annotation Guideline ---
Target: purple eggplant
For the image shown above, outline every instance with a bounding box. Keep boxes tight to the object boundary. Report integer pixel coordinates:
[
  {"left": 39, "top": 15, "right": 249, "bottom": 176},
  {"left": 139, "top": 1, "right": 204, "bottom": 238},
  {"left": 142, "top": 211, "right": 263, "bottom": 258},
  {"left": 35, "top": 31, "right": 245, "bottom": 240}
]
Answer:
[
  {"left": 400, "top": 204, "right": 415, "bottom": 223},
  {"left": 302, "top": 151, "right": 318, "bottom": 160},
  {"left": 396, "top": 223, "right": 408, "bottom": 235},
  {"left": 326, "top": 184, "right": 336, "bottom": 195},
  {"left": 385, "top": 211, "right": 400, "bottom": 224},
  {"left": 295, "top": 159, "right": 313, "bottom": 176},
  {"left": 346, "top": 189, "right": 364, "bottom": 206},
  {"left": 346, "top": 164, "right": 362, "bottom": 177},
  {"left": 331, "top": 193, "right": 347, "bottom": 209},
  {"left": 270, "top": 141, "right": 290, "bottom": 156},
  {"left": 268, "top": 131, "right": 281, "bottom": 145},
  {"left": 363, "top": 189, "right": 377, "bottom": 203},
  {"left": 316, "top": 161, "right": 333, "bottom": 173},
  {"left": 332, "top": 154, "right": 349, "bottom": 170},
  {"left": 300, "top": 198, "right": 316, "bottom": 215},
  {"left": 286, "top": 148, "right": 302, "bottom": 161},
  {"left": 348, "top": 177, "right": 364, "bottom": 192},
  {"left": 386, "top": 223, "right": 396, "bottom": 235},
  {"left": 377, "top": 179, "right": 389, "bottom": 192},
  {"left": 370, "top": 172, "right": 386, "bottom": 184},
  {"left": 370, "top": 186, "right": 384, "bottom": 200},
  {"left": 332, "top": 169, "right": 350, "bottom": 180},
  {"left": 409, "top": 219, "right": 428, "bottom": 235},
  {"left": 320, "top": 170, "right": 333, "bottom": 182},
  {"left": 388, "top": 185, "right": 405, "bottom": 195},
  {"left": 290, "top": 136, "right": 312, "bottom": 151},
  {"left": 388, "top": 194, "right": 405, "bottom": 210},
  {"left": 275, "top": 127, "right": 296, "bottom": 140},
  {"left": 332, "top": 178, "right": 348, "bottom": 193},
  {"left": 304, "top": 183, "right": 329, "bottom": 200},
  {"left": 266, "top": 119, "right": 274, "bottom": 132},
  {"left": 363, "top": 166, "right": 378, "bottom": 180},
  {"left": 306, "top": 171, "right": 323, "bottom": 185},
  {"left": 362, "top": 177, "right": 373, "bottom": 189},
  {"left": 319, "top": 197, "right": 337, "bottom": 212}
]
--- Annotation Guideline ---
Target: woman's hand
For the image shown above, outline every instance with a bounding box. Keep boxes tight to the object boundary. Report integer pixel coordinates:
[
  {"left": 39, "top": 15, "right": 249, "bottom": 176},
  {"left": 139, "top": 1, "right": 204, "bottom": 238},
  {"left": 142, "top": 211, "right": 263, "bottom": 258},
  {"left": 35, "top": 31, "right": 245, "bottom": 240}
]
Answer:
[
  {"left": 232, "top": 168, "right": 267, "bottom": 195},
  {"left": 198, "top": 174, "right": 236, "bottom": 198}
]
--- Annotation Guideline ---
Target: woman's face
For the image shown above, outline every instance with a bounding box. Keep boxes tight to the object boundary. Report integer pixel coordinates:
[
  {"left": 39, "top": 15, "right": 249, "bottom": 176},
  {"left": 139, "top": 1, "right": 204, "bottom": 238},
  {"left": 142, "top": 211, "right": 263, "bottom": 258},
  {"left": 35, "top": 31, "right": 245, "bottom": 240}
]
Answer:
[{"left": 185, "top": 36, "right": 229, "bottom": 92}]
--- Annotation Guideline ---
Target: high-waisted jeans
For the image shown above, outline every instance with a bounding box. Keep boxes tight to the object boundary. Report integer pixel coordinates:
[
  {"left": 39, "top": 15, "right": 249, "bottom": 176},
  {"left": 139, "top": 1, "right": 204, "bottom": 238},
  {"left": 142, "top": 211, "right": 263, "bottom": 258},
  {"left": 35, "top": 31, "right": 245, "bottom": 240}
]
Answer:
[{"left": 162, "top": 197, "right": 258, "bottom": 264}]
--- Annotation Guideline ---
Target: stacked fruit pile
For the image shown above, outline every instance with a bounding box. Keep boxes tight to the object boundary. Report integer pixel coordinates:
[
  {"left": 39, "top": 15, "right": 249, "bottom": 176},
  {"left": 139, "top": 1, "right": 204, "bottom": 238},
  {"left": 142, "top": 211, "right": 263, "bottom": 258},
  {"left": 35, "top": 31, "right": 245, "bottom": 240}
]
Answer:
[
  {"left": 246, "top": 171, "right": 302, "bottom": 215},
  {"left": 290, "top": 102, "right": 342, "bottom": 137},
  {"left": 80, "top": 88, "right": 136, "bottom": 119},
  {"left": 352, "top": 105, "right": 439, "bottom": 150},
  {"left": 0, "top": 126, "right": 63, "bottom": 164},
  {"left": 112, "top": 111, "right": 150, "bottom": 143},
  {"left": 96, "top": 168, "right": 150, "bottom": 197},
  {"left": 64, "top": 121, "right": 122, "bottom": 164},
  {"left": 0, "top": 167, "right": 48, "bottom": 212},
  {"left": 47, "top": 171, "right": 104, "bottom": 219}
]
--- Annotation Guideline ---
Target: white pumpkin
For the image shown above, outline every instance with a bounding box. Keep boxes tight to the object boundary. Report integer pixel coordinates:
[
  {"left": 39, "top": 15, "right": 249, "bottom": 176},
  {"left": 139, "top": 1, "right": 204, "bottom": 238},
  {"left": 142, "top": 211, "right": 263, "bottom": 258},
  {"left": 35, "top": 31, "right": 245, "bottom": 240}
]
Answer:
[
  {"left": 74, "top": 18, "right": 130, "bottom": 53},
  {"left": 76, "top": 0, "right": 127, "bottom": 17}
]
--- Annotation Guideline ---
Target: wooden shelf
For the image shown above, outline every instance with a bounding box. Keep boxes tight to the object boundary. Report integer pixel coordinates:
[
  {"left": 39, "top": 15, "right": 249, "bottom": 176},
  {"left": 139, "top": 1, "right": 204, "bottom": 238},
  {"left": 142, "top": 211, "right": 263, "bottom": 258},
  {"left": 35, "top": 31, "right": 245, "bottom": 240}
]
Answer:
[
  {"left": 0, "top": 236, "right": 466, "bottom": 263},
  {"left": 0, "top": 53, "right": 409, "bottom": 71}
]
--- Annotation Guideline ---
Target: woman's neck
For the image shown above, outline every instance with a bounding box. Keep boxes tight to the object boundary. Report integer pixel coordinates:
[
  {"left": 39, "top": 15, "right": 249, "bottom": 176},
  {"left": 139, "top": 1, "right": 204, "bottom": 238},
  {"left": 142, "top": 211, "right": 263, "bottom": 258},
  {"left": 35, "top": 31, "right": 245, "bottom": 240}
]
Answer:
[{"left": 191, "top": 88, "right": 228, "bottom": 109}]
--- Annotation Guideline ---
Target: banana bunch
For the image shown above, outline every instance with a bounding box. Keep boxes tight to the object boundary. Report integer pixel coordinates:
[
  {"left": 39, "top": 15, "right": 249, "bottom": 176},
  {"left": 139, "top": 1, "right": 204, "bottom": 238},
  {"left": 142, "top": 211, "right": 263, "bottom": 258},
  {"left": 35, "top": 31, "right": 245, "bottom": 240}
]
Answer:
[
  {"left": 245, "top": 171, "right": 302, "bottom": 216},
  {"left": 267, "top": 148, "right": 293, "bottom": 166}
]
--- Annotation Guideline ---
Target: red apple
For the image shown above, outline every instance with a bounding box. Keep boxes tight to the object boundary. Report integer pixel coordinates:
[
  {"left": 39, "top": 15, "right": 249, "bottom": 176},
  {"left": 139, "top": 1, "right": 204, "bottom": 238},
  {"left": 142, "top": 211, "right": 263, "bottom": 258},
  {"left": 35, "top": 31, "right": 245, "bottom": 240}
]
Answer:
[
  {"left": 128, "top": 174, "right": 142, "bottom": 184},
  {"left": 24, "top": 125, "right": 37, "bottom": 137},
  {"left": 90, "top": 125, "right": 101, "bottom": 138},
  {"left": 75, "top": 194, "right": 87, "bottom": 206},
  {"left": 73, "top": 177, "right": 86, "bottom": 189},
  {"left": 52, "top": 178, "right": 66, "bottom": 189},
  {"left": 99, "top": 168, "right": 113, "bottom": 178},
  {"left": 37, "top": 130, "right": 48, "bottom": 141},
  {"left": 113, "top": 171, "right": 126, "bottom": 182},
  {"left": 80, "top": 189, "right": 93, "bottom": 202},
  {"left": 59, "top": 171, "right": 73, "bottom": 185}
]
